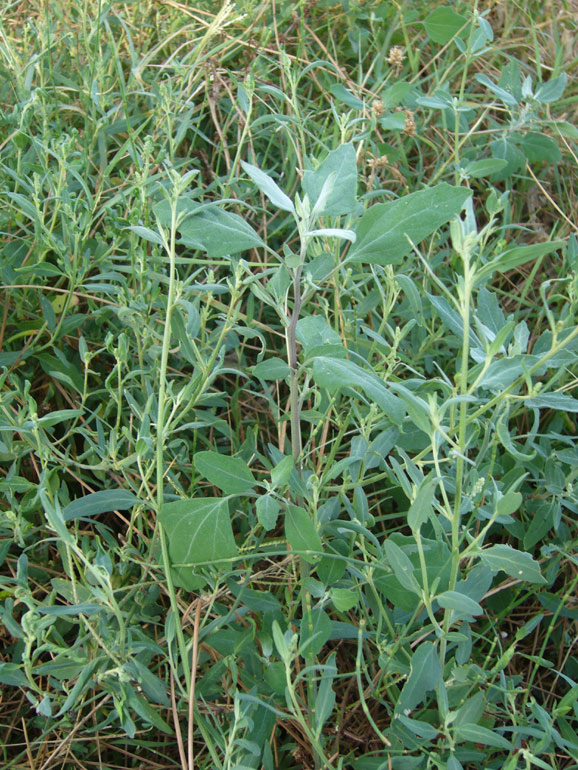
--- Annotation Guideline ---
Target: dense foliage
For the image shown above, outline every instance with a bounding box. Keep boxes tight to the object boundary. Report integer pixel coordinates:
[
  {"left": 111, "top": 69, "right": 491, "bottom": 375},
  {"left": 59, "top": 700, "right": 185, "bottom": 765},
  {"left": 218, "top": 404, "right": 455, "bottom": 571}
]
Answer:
[{"left": 1, "top": 1, "right": 577, "bottom": 768}]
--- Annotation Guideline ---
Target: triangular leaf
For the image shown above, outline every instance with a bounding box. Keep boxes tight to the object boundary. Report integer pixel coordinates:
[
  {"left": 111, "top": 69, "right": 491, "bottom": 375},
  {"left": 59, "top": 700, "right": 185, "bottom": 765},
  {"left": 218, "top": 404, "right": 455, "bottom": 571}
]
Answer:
[{"left": 158, "top": 497, "right": 238, "bottom": 589}]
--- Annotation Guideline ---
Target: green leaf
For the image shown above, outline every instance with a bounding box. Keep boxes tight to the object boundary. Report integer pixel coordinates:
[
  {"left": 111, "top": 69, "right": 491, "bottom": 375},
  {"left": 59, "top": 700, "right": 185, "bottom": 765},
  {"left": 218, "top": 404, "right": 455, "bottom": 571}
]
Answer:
[
  {"left": 300, "top": 608, "right": 332, "bottom": 656},
  {"left": 407, "top": 473, "right": 436, "bottom": 532},
  {"left": 331, "top": 588, "right": 358, "bottom": 612},
  {"left": 312, "top": 356, "right": 405, "bottom": 425},
  {"left": 424, "top": 6, "right": 467, "bottom": 43},
  {"left": 347, "top": 184, "right": 471, "bottom": 264},
  {"left": 383, "top": 539, "right": 421, "bottom": 595},
  {"left": 525, "top": 393, "right": 578, "bottom": 412},
  {"left": 496, "top": 491, "right": 522, "bottom": 518},
  {"left": 534, "top": 73, "right": 567, "bottom": 103},
  {"left": 329, "top": 83, "right": 364, "bottom": 110},
  {"left": 251, "top": 357, "right": 290, "bottom": 380},
  {"left": 475, "top": 74, "right": 518, "bottom": 106},
  {"left": 285, "top": 505, "right": 323, "bottom": 564},
  {"left": 397, "top": 641, "right": 442, "bottom": 713},
  {"left": 0, "top": 663, "right": 28, "bottom": 687},
  {"left": 453, "top": 691, "right": 485, "bottom": 727},
  {"left": 436, "top": 590, "right": 483, "bottom": 616},
  {"left": 128, "top": 225, "right": 164, "bottom": 245},
  {"left": 240, "top": 161, "right": 294, "bottom": 212},
  {"left": 397, "top": 714, "right": 439, "bottom": 740},
  {"left": 520, "top": 133, "right": 561, "bottom": 163},
  {"left": 178, "top": 206, "right": 264, "bottom": 257},
  {"left": 62, "top": 490, "right": 141, "bottom": 521},
  {"left": 36, "top": 353, "right": 84, "bottom": 394},
  {"left": 315, "top": 652, "right": 337, "bottom": 737},
  {"left": 489, "top": 137, "right": 526, "bottom": 179},
  {"left": 271, "top": 455, "right": 294, "bottom": 489},
  {"left": 194, "top": 451, "right": 256, "bottom": 495},
  {"left": 256, "top": 495, "right": 280, "bottom": 531},
  {"left": 475, "top": 240, "right": 566, "bottom": 285},
  {"left": 302, "top": 143, "right": 358, "bottom": 216},
  {"left": 454, "top": 723, "right": 511, "bottom": 750},
  {"left": 464, "top": 158, "right": 508, "bottom": 178},
  {"left": 158, "top": 497, "right": 238, "bottom": 589},
  {"left": 37, "top": 409, "right": 83, "bottom": 428},
  {"left": 480, "top": 544, "right": 546, "bottom": 584}
]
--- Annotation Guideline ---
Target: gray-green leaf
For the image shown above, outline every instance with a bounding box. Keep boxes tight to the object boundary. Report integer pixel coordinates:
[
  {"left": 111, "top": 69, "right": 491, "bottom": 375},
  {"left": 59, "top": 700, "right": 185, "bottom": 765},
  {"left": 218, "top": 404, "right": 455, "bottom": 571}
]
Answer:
[
  {"left": 285, "top": 505, "right": 323, "bottom": 564},
  {"left": 480, "top": 544, "right": 546, "bottom": 584},
  {"left": 194, "top": 451, "right": 256, "bottom": 495},
  {"left": 302, "top": 143, "right": 358, "bottom": 216},
  {"left": 347, "top": 184, "right": 471, "bottom": 264},
  {"left": 397, "top": 641, "right": 442, "bottom": 713},
  {"left": 158, "top": 497, "right": 238, "bottom": 586},
  {"left": 241, "top": 161, "right": 294, "bottom": 213}
]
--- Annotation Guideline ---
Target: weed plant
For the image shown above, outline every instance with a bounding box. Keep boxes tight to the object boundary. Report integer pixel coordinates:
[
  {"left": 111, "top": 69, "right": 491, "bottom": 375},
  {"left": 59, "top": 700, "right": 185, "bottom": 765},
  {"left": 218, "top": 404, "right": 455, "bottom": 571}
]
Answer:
[{"left": 1, "top": 1, "right": 577, "bottom": 769}]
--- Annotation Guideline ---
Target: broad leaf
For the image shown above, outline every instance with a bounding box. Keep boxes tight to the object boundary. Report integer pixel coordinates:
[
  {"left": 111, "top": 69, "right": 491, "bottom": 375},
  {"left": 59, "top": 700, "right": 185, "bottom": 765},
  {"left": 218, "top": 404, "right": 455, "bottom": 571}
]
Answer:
[
  {"left": 256, "top": 495, "right": 280, "bottom": 531},
  {"left": 534, "top": 73, "right": 567, "bottom": 103},
  {"left": 424, "top": 6, "right": 467, "bottom": 44},
  {"left": 525, "top": 393, "right": 578, "bottom": 412},
  {"left": 194, "top": 451, "right": 256, "bottom": 495},
  {"left": 285, "top": 505, "right": 323, "bottom": 563},
  {"left": 158, "top": 497, "right": 238, "bottom": 589},
  {"left": 63, "top": 490, "right": 141, "bottom": 521},
  {"left": 252, "top": 357, "right": 290, "bottom": 380},
  {"left": 480, "top": 544, "right": 546, "bottom": 584},
  {"left": 153, "top": 198, "right": 263, "bottom": 256},
  {"left": 302, "top": 143, "right": 358, "bottom": 216},
  {"left": 347, "top": 184, "right": 471, "bottom": 264},
  {"left": 178, "top": 207, "right": 264, "bottom": 257}
]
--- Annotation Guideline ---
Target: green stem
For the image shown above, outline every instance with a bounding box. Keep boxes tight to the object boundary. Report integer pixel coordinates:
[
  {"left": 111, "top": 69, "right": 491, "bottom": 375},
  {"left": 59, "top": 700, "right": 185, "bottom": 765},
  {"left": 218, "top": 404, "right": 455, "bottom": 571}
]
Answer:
[{"left": 156, "top": 199, "right": 191, "bottom": 692}]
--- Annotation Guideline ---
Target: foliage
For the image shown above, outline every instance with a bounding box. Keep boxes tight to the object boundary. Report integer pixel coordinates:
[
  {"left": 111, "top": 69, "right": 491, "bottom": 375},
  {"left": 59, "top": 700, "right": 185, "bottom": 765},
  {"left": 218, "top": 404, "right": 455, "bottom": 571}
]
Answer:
[{"left": 1, "top": 0, "right": 577, "bottom": 768}]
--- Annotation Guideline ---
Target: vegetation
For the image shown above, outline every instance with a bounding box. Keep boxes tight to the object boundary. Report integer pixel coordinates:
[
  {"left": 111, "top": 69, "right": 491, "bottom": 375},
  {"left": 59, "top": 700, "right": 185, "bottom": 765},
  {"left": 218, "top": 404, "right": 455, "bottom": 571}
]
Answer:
[{"left": 1, "top": 1, "right": 577, "bottom": 768}]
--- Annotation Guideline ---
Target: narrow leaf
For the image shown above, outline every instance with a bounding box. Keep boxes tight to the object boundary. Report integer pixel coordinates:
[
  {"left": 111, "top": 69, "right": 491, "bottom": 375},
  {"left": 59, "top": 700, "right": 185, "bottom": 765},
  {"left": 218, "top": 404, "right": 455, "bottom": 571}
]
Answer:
[
  {"left": 302, "top": 143, "right": 358, "bottom": 216},
  {"left": 241, "top": 161, "right": 294, "bottom": 212},
  {"left": 63, "top": 490, "right": 141, "bottom": 522},
  {"left": 383, "top": 539, "right": 421, "bottom": 595},
  {"left": 436, "top": 590, "right": 483, "bottom": 616},
  {"left": 397, "top": 642, "right": 442, "bottom": 713}
]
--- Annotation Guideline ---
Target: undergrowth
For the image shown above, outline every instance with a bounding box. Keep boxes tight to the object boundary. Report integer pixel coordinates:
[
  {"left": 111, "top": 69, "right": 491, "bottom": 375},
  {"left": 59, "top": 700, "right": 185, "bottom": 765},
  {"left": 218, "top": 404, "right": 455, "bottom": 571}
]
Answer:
[{"left": 1, "top": 1, "right": 577, "bottom": 769}]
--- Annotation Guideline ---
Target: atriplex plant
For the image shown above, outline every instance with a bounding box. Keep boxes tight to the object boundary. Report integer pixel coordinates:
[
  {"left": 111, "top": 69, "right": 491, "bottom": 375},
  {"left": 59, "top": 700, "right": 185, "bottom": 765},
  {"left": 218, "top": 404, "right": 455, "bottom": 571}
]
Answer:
[
  {"left": 1, "top": 0, "right": 578, "bottom": 768},
  {"left": 143, "top": 133, "right": 576, "bottom": 769}
]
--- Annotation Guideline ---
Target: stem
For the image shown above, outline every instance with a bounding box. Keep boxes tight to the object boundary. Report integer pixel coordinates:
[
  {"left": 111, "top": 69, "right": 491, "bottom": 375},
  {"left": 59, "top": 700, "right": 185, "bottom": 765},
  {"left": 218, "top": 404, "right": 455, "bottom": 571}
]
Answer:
[
  {"left": 288, "top": 262, "right": 304, "bottom": 468},
  {"left": 156, "top": 199, "right": 191, "bottom": 693},
  {"left": 440, "top": 256, "right": 473, "bottom": 665}
]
